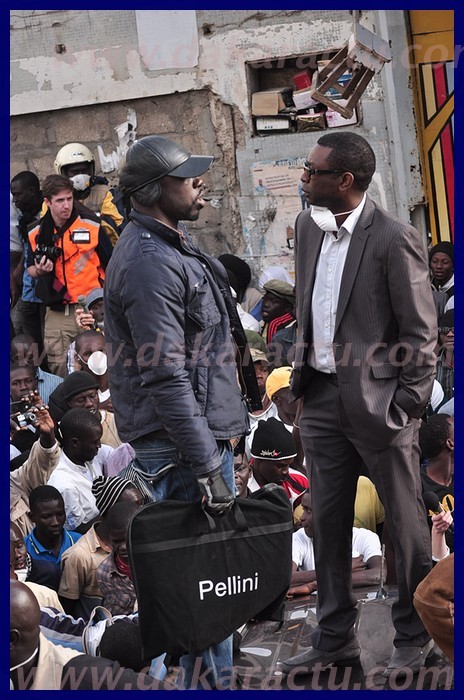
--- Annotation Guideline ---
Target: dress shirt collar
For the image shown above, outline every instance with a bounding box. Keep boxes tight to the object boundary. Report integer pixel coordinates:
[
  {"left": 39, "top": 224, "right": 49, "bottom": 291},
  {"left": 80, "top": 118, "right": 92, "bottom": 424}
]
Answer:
[{"left": 335, "top": 193, "right": 367, "bottom": 237}]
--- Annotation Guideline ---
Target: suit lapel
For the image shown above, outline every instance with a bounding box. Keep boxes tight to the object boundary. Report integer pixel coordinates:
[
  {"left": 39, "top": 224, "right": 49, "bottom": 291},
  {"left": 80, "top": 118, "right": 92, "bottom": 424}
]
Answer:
[
  {"left": 334, "top": 198, "right": 374, "bottom": 335},
  {"left": 300, "top": 226, "right": 324, "bottom": 338}
]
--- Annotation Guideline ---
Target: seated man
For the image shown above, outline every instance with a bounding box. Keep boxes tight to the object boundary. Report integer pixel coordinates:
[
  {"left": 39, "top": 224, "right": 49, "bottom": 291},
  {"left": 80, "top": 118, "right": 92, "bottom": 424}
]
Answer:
[
  {"left": 10, "top": 521, "right": 28, "bottom": 575},
  {"left": 47, "top": 408, "right": 114, "bottom": 533},
  {"left": 419, "top": 414, "right": 454, "bottom": 553},
  {"left": 11, "top": 334, "right": 63, "bottom": 405},
  {"left": 289, "top": 490, "right": 383, "bottom": 597},
  {"left": 10, "top": 364, "right": 43, "bottom": 454},
  {"left": 74, "top": 329, "right": 113, "bottom": 413},
  {"left": 247, "top": 349, "right": 279, "bottom": 440},
  {"left": 24, "top": 485, "right": 81, "bottom": 591},
  {"left": 249, "top": 417, "right": 308, "bottom": 507},
  {"left": 354, "top": 475, "right": 385, "bottom": 537},
  {"left": 233, "top": 438, "right": 251, "bottom": 499},
  {"left": 59, "top": 475, "right": 144, "bottom": 619},
  {"left": 96, "top": 501, "right": 140, "bottom": 616},
  {"left": 260, "top": 280, "right": 295, "bottom": 345},
  {"left": 10, "top": 403, "right": 60, "bottom": 537},
  {"left": 49, "top": 370, "right": 121, "bottom": 448},
  {"left": 10, "top": 579, "right": 171, "bottom": 690}
]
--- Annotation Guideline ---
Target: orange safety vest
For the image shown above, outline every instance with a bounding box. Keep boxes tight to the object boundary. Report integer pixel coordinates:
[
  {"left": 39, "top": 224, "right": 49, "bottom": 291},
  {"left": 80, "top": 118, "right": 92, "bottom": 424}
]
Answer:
[{"left": 29, "top": 212, "right": 104, "bottom": 304}]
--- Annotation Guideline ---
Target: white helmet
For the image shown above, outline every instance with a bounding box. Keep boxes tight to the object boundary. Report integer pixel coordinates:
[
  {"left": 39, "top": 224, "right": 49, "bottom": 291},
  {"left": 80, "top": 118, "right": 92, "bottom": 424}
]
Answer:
[{"left": 54, "top": 143, "right": 95, "bottom": 176}]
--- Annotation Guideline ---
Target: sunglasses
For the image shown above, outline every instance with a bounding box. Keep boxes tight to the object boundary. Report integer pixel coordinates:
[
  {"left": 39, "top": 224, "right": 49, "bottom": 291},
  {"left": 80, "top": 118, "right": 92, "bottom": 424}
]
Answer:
[
  {"left": 438, "top": 327, "right": 454, "bottom": 335},
  {"left": 303, "top": 162, "right": 345, "bottom": 176}
]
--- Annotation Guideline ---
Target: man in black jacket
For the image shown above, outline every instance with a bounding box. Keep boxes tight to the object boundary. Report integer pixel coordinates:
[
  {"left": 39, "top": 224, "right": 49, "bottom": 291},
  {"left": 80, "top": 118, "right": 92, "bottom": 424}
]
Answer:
[{"left": 104, "top": 135, "right": 260, "bottom": 689}]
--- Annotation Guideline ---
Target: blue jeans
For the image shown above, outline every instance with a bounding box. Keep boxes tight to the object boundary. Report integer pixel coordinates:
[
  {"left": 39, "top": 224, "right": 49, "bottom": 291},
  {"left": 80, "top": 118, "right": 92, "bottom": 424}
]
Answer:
[{"left": 129, "top": 434, "right": 235, "bottom": 689}]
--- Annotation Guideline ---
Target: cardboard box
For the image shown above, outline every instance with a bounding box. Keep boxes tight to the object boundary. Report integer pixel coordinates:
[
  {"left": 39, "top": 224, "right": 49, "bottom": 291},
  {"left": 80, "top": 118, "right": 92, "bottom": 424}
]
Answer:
[
  {"left": 292, "top": 88, "right": 317, "bottom": 111},
  {"left": 292, "top": 70, "right": 312, "bottom": 90},
  {"left": 296, "top": 114, "right": 326, "bottom": 132},
  {"left": 255, "top": 115, "right": 296, "bottom": 134},
  {"left": 251, "top": 87, "right": 293, "bottom": 116},
  {"left": 325, "top": 100, "right": 358, "bottom": 128}
]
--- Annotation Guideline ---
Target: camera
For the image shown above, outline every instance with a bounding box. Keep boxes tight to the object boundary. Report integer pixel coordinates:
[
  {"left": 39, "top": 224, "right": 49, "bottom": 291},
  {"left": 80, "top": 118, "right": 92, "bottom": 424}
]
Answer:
[
  {"left": 34, "top": 243, "right": 62, "bottom": 263},
  {"left": 10, "top": 399, "right": 38, "bottom": 428}
]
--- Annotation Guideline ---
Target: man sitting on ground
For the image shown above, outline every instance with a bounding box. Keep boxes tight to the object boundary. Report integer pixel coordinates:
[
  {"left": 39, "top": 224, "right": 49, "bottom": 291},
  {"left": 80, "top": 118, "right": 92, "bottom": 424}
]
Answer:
[
  {"left": 96, "top": 501, "right": 140, "bottom": 616},
  {"left": 24, "top": 485, "right": 81, "bottom": 591},
  {"left": 249, "top": 418, "right": 308, "bottom": 509},
  {"left": 47, "top": 408, "right": 114, "bottom": 533},
  {"left": 10, "top": 579, "right": 171, "bottom": 689},
  {"left": 289, "top": 490, "right": 383, "bottom": 597},
  {"left": 59, "top": 475, "right": 144, "bottom": 619},
  {"left": 10, "top": 402, "right": 60, "bottom": 537}
]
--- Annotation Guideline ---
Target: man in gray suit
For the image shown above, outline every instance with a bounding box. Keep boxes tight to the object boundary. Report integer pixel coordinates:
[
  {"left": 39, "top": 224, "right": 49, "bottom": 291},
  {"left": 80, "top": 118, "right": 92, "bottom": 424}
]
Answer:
[{"left": 280, "top": 133, "right": 437, "bottom": 677}]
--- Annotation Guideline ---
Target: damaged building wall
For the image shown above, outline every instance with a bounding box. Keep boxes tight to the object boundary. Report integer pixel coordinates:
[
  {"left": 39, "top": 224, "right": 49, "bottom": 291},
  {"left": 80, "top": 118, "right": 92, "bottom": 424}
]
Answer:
[{"left": 10, "top": 10, "right": 423, "bottom": 264}]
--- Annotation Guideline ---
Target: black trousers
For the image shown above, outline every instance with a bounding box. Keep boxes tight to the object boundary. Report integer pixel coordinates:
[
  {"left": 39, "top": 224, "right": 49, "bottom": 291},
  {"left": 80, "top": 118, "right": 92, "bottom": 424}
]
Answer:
[{"left": 300, "top": 371, "right": 432, "bottom": 651}]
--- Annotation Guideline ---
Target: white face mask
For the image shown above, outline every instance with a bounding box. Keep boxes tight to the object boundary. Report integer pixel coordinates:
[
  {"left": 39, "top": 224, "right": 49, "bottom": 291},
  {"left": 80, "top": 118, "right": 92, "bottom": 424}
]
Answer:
[
  {"left": 70, "top": 173, "right": 91, "bottom": 192},
  {"left": 310, "top": 206, "right": 339, "bottom": 232},
  {"left": 310, "top": 205, "right": 357, "bottom": 232},
  {"left": 87, "top": 350, "right": 108, "bottom": 376}
]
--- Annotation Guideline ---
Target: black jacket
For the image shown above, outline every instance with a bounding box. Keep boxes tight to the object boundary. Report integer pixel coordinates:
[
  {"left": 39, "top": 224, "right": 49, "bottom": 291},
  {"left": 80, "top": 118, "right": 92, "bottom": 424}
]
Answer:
[{"left": 104, "top": 212, "right": 259, "bottom": 474}]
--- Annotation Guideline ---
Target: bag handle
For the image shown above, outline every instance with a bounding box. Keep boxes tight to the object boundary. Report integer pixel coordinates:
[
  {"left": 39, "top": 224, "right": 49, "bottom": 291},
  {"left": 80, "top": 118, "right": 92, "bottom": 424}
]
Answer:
[{"left": 200, "top": 500, "right": 248, "bottom": 533}]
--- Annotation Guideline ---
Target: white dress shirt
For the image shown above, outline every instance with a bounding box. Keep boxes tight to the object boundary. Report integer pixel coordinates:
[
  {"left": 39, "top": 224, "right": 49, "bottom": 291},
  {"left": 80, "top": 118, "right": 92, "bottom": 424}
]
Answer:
[{"left": 309, "top": 195, "right": 366, "bottom": 373}]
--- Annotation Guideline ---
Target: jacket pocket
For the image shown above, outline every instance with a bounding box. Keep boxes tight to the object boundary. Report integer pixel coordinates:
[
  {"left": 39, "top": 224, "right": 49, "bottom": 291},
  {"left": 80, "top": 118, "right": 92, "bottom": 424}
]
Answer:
[
  {"left": 370, "top": 364, "right": 401, "bottom": 379},
  {"left": 186, "top": 276, "right": 221, "bottom": 329}
]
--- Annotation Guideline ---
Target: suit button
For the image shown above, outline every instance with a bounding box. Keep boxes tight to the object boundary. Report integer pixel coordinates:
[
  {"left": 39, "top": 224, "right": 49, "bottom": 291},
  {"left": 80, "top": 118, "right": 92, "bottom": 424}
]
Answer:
[{"left": 141, "top": 232, "right": 150, "bottom": 239}]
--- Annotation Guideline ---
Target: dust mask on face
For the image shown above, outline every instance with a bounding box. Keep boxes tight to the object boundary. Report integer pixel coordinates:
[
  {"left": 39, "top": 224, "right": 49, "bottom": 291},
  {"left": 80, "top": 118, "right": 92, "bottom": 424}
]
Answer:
[
  {"left": 310, "top": 205, "right": 357, "bottom": 232},
  {"left": 87, "top": 350, "right": 107, "bottom": 376},
  {"left": 70, "top": 174, "right": 91, "bottom": 192},
  {"left": 310, "top": 206, "right": 339, "bottom": 232}
]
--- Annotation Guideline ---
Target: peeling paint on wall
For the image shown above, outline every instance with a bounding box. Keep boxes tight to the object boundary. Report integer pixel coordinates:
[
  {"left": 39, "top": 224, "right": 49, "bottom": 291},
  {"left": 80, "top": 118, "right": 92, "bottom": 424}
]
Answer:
[{"left": 97, "top": 109, "right": 137, "bottom": 173}]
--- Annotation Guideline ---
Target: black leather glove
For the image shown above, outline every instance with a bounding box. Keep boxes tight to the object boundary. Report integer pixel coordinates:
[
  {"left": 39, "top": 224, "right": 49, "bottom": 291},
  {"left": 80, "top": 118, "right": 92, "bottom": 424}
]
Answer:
[{"left": 197, "top": 467, "right": 234, "bottom": 514}]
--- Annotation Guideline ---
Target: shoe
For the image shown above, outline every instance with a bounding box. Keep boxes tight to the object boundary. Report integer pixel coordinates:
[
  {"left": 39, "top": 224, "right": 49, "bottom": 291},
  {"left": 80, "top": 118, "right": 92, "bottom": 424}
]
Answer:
[
  {"left": 82, "top": 606, "right": 113, "bottom": 656},
  {"left": 382, "top": 640, "right": 435, "bottom": 677},
  {"left": 280, "top": 638, "right": 361, "bottom": 676}
]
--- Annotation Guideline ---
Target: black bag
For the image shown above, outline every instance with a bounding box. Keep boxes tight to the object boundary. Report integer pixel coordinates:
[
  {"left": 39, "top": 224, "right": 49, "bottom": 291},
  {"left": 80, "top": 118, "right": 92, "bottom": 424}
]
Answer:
[{"left": 127, "top": 484, "right": 293, "bottom": 660}]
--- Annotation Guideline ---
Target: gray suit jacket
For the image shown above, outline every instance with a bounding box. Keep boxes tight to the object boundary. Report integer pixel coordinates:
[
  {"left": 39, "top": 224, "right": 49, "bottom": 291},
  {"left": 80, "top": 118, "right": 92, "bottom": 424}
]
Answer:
[{"left": 291, "top": 196, "right": 437, "bottom": 449}]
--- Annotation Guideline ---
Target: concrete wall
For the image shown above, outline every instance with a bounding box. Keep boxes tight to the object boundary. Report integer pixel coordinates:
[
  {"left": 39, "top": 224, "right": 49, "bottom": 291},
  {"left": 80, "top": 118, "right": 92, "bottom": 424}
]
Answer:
[{"left": 10, "top": 10, "right": 424, "bottom": 265}]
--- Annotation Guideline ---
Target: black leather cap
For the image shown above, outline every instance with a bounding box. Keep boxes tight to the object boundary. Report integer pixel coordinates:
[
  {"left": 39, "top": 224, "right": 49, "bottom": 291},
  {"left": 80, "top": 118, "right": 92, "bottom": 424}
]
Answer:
[{"left": 122, "top": 135, "right": 213, "bottom": 193}]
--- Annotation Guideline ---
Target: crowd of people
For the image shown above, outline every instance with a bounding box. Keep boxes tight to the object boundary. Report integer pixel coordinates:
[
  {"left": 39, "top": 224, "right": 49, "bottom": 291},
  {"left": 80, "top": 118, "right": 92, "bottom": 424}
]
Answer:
[{"left": 10, "top": 133, "right": 454, "bottom": 689}]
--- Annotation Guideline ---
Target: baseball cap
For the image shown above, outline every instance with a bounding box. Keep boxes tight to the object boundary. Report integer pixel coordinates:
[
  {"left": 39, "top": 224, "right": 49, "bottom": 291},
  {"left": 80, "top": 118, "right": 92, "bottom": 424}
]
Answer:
[
  {"left": 265, "top": 366, "right": 293, "bottom": 401},
  {"left": 250, "top": 348, "right": 269, "bottom": 364},
  {"left": 263, "top": 280, "right": 295, "bottom": 304},
  {"left": 85, "top": 287, "right": 104, "bottom": 309},
  {"left": 121, "top": 136, "right": 213, "bottom": 194}
]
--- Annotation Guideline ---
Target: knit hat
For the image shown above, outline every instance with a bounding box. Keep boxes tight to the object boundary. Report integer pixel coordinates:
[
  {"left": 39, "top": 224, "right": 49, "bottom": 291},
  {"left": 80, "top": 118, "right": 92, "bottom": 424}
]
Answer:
[
  {"left": 218, "top": 254, "right": 252, "bottom": 291},
  {"left": 251, "top": 417, "right": 297, "bottom": 460},
  {"left": 85, "top": 287, "right": 104, "bottom": 309},
  {"left": 92, "top": 475, "right": 137, "bottom": 517},
  {"left": 429, "top": 241, "right": 454, "bottom": 263},
  {"left": 61, "top": 371, "right": 99, "bottom": 401},
  {"left": 250, "top": 348, "right": 269, "bottom": 364},
  {"left": 263, "top": 280, "right": 295, "bottom": 305},
  {"left": 265, "top": 366, "right": 293, "bottom": 401},
  {"left": 438, "top": 309, "right": 454, "bottom": 329}
]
